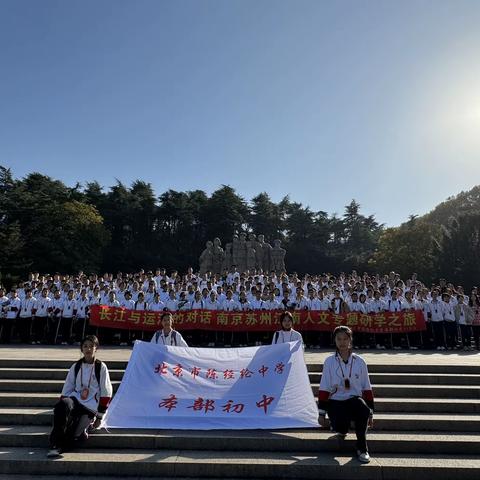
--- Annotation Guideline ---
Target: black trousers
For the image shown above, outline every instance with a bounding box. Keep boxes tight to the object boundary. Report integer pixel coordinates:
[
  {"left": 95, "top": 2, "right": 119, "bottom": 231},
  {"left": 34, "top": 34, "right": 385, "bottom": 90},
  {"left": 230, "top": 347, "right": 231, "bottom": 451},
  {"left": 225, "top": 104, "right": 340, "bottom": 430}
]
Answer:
[
  {"left": 18, "top": 317, "right": 32, "bottom": 343},
  {"left": 459, "top": 324, "right": 472, "bottom": 347},
  {"left": 432, "top": 321, "right": 445, "bottom": 348},
  {"left": 32, "top": 316, "right": 48, "bottom": 343},
  {"left": 0, "top": 318, "right": 15, "bottom": 343},
  {"left": 472, "top": 325, "right": 480, "bottom": 349},
  {"left": 444, "top": 321, "right": 457, "bottom": 348},
  {"left": 50, "top": 397, "right": 95, "bottom": 450},
  {"left": 327, "top": 396, "right": 370, "bottom": 453}
]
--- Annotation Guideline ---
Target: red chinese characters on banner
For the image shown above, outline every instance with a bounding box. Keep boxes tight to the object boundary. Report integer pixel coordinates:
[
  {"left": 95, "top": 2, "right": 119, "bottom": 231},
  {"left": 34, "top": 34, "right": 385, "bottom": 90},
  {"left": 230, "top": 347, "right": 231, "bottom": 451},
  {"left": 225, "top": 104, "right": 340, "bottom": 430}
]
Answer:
[
  {"left": 158, "top": 394, "right": 178, "bottom": 412},
  {"left": 188, "top": 397, "right": 215, "bottom": 413},
  {"left": 90, "top": 305, "right": 426, "bottom": 334},
  {"left": 256, "top": 395, "right": 275, "bottom": 414}
]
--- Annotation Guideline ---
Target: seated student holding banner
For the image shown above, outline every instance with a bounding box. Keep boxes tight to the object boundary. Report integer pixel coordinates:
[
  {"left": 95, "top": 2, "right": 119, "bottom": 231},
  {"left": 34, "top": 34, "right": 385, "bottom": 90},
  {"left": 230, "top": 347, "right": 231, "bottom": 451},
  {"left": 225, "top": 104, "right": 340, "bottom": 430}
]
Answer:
[
  {"left": 318, "top": 326, "right": 374, "bottom": 464},
  {"left": 271, "top": 311, "right": 303, "bottom": 345},
  {"left": 150, "top": 312, "right": 189, "bottom": 346},
  {"left": 47, "top": 335, "right": 113, "bottom": 458}
]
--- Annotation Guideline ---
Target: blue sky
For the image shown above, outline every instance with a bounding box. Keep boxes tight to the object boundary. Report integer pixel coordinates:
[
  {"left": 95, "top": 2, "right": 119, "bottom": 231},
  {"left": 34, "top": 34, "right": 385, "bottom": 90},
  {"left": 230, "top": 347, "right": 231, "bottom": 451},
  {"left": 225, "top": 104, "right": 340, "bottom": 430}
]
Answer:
[{"left": 1, "top": 0, "right": 480, "bottom": 226}]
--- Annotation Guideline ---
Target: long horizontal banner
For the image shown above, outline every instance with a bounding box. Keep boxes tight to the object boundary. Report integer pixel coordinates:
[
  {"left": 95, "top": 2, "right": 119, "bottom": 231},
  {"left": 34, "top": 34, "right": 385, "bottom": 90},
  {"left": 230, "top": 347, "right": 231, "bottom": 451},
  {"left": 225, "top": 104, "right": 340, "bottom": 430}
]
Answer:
[
  {"left": 89, "top": 304, "right": 426, "bottom": 333},
  {"left": 104, "top": 340, "right": 319, "bottom": 430}
]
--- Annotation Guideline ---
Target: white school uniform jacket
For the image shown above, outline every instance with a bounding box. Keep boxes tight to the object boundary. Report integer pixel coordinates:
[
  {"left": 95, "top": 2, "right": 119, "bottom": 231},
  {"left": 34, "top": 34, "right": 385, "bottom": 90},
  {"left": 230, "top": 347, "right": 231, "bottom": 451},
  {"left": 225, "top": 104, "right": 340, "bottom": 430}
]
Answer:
[
  {"left": 367, "top": 299, "right": 386, "bottom": 314},
  {"left": 222, "top": 298, "right": 238, "bottom": 311},
  {"left": 271, "top": 329, "right": 303, "bottom": 345},
  {"left": 0, "top": 296, "right": 9, "bottom": 318},
  {"left": 148, "top": 301, "right": 166, "bottom": 312},
  {"left": 385, "top": 299, "right": 402, "bottom": 313},
  {"left": 190, "top": 299, "right": 204, "bottom": 310},
  {"left": 120, "top": 298, "right": 135, "bottom": 310},
  {"left": 294, "top": 297, "right": 310, "bottom": 310},
  {"left": 318, "top": 353, "right": 374, "bottom": 414},
  {"left": 6, "top": 297, "right": 21, "bottom": 319},
  {"left": 428, "top": 300, "right": 444, "bottom": 322},
  {"left": 150, "top": 329, "right": 188, "bottom": 347},
  {"left": 236, "top": 300, "right": 252, "bottom": 311},
  {"left": 19, "top": 297, "right": 37, "bottom": 318},
  {"left": 61, "top": 359, "right": 113, "bottom": 415},
  {"left": 62, "top": 298, "right": 77, "bottom": 318},
  {"left": 443, "top": 301, "right": 455, "bottom": 322},
  {"left": 204, "top": 299, "right": 219, "bottom": 310},
  {"left": 35, "top": 296, "right": 52, "bottom": 317},
  {"left": 51, "top": 298, "right": 64, "bottom": 317},
  {"left": 165, "top": 299, "right": 178, "bottom": 311},
  {"left": 250, "top": 298, "right": 263, "bottom": 310},
  {"left": 76, "top": 298, "right": 90, "bottom": 318},
  {"left": 348, "top": 301, "right": 366, "bottom": 313}
]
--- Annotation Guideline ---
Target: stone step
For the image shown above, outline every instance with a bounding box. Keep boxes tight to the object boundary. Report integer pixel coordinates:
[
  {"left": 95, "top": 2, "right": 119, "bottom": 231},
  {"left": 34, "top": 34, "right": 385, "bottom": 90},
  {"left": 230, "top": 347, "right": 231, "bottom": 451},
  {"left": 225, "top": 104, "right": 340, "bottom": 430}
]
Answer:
[
  {"left": 1, "top": 408, "right": 479, "bottom": 431},
  {"left": 1, "top": 426, "right": 480, "bottom": 455},
  {"left": 1, "top": 448, "right": 480, "bottom": 479},
  {"left": 311, "top": 384, "right": 480, "bottom": 399},
  {"left": 311, "top": 372, "right": 480, "bottom": 386},
  {"left": 1, "top": 393, "right": 478, "bottom": 414},
  {"left": 2, "top": 380, "right": 478, "bottom": 400},
  {"left": 0, "top": 358, "right": 479, "bottom": 374},
  {"left": 3, "top": 368, "right": 480, "bottom": 386}
]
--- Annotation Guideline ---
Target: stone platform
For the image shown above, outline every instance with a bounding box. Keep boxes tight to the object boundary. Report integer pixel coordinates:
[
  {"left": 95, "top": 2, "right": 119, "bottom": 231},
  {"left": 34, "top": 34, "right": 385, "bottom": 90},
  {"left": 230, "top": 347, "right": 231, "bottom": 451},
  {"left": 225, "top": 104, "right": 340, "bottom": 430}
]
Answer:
[{"left": 0, "top": 345, "right": 478, "bottom": 479}]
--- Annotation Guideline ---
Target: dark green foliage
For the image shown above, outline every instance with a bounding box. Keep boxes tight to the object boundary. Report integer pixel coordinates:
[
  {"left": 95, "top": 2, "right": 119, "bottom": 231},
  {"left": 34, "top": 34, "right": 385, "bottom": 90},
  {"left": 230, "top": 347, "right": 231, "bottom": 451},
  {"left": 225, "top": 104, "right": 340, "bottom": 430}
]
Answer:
[{"left": 1, "top": 165, "right": 478, "bottom": 289}]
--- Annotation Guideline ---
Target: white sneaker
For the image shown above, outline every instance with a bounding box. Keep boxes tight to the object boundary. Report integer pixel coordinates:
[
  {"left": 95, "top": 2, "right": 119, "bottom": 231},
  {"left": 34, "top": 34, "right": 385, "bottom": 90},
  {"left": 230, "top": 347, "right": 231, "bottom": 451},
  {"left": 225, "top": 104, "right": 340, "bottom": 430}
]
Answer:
[
  {"left": 47, "top": 448, "right": 62, "bottom": 458},
  {"left": 357, "top": 450, "right": 370, "bottom": 463}
]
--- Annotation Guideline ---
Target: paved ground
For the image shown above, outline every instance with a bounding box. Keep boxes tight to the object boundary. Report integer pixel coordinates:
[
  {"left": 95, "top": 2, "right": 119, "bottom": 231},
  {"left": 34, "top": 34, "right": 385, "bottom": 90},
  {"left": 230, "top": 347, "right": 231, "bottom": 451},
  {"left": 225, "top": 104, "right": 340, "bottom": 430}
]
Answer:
[{"left": 0, "top": 344, "right": 478, "bottom": 365}]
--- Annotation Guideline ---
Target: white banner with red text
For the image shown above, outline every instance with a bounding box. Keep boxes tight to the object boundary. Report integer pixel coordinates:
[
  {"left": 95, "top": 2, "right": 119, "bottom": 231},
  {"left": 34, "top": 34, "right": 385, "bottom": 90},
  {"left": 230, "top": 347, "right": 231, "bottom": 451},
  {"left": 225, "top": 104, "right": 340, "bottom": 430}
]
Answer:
[{"left": 104, "top": 340, "right": 318, "bottom": 430}]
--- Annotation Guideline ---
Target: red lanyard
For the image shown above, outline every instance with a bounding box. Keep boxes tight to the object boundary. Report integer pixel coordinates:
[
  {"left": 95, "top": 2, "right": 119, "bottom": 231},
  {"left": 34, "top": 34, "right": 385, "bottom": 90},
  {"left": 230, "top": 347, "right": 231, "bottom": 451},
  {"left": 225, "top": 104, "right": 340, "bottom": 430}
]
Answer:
[{"left": 81, "top": 362, "right": 95, "bottom": 390}]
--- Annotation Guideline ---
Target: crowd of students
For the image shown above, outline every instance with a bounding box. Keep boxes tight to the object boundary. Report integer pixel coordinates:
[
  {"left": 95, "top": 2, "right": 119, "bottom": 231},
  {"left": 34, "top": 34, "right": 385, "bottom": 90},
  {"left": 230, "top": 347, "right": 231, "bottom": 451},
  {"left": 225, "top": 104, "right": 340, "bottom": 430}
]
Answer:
[{"left": 1, "top": 268, "right": 479, "bottom": 350}]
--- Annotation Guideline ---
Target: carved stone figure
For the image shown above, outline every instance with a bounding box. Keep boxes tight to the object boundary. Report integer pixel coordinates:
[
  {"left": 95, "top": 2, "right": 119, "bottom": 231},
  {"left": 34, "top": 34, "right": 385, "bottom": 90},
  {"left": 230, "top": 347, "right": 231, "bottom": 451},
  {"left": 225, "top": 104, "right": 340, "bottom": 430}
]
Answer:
[
  {"left": 212, "top": 237, "right": 225, "bottom": 274},
  {"left": 256, "top": 234, "right": 272, "bottom": 271},
  {"left": 222, "top": 243, "right": 233, "bottom": 272},
  {"left": 271, "top": 239, "right": 286, "bottom": 273},
  {"left": 231, "top": 234, "right": 240, "bottom": 268},
  {"left": 199, "top": 241, "right": 214, "bottom": 274},
  {"left": 236, "top": 232, "right": 248, "bottom": 272},
  {"left": 246, "top": 245, "right": 257, "bottom": 272}
]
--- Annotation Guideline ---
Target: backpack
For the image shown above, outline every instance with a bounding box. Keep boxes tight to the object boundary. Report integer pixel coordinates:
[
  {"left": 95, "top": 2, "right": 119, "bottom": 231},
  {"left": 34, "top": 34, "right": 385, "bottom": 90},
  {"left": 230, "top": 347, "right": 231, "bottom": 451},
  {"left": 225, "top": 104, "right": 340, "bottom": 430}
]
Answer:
[
  {"left": 74, "top": 358, "right": 102, "bottom": 386},
  {"left": 155, "top": 330, "right": 177, "bottom": 345}
]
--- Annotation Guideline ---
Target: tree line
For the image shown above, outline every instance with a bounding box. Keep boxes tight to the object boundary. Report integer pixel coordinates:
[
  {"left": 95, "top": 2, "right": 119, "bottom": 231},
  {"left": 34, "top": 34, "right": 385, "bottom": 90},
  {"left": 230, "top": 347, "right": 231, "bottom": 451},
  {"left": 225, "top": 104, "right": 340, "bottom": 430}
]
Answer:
[{"left": 1, "top": 166, "right": 479, "bottom": 290}]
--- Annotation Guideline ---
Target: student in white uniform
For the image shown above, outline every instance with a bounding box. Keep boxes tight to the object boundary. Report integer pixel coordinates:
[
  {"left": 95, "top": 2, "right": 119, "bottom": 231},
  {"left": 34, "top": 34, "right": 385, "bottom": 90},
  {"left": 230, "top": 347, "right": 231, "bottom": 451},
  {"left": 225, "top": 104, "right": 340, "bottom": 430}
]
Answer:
[
  {"left": 442, "top": 293, "right": 457, "bottom": 350},
  {"left": 148, "top": 292, "right": 166, "bottom": 312},
  {"left": 1, "top": 289, "right": 21, "bottom": 343},
  {"left": 150, "top": 312, "right": 188, "bottom": 346},
  {"left": 61, "top": 290, "right": 77, "bottom": 345},
  {"left": 271, "top": 311, "right": 303, "bottom": 345},
  {"left": 19, "top": 288, "right": 37, "bottom": 344},
  {"left": 34, "top": 288, "right": 51, "bottom": 344},
  {"left": 454, "top": 294, "right": 473, "bottom": 350},
  {"left": 318, "top": 326, "right": 374, "bottom": 464},
  {"left": 47, "top": 335, "right": 113, "bottom": 458}
]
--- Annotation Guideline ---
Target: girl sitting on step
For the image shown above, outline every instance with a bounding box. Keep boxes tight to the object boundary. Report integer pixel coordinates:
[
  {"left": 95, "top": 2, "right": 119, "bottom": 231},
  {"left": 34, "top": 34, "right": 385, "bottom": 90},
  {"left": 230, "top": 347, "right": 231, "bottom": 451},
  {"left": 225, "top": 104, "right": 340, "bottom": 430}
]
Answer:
[
  {"left": 47, "top": 335, "right": 113, "bottom": 458},
  {"left": 318, "top": 325, "right": 374, "bottom": 463}
]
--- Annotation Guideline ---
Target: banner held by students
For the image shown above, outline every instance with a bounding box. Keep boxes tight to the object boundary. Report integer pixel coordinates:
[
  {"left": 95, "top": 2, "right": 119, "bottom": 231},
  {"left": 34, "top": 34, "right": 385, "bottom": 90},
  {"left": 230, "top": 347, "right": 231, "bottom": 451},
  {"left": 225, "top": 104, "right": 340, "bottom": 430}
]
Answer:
[
  {"left": 90, "top": 304, "right": 426, "bottom": 334},
  {"left": 104, "top": 340, "right": 318, "bottom": 430}
]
